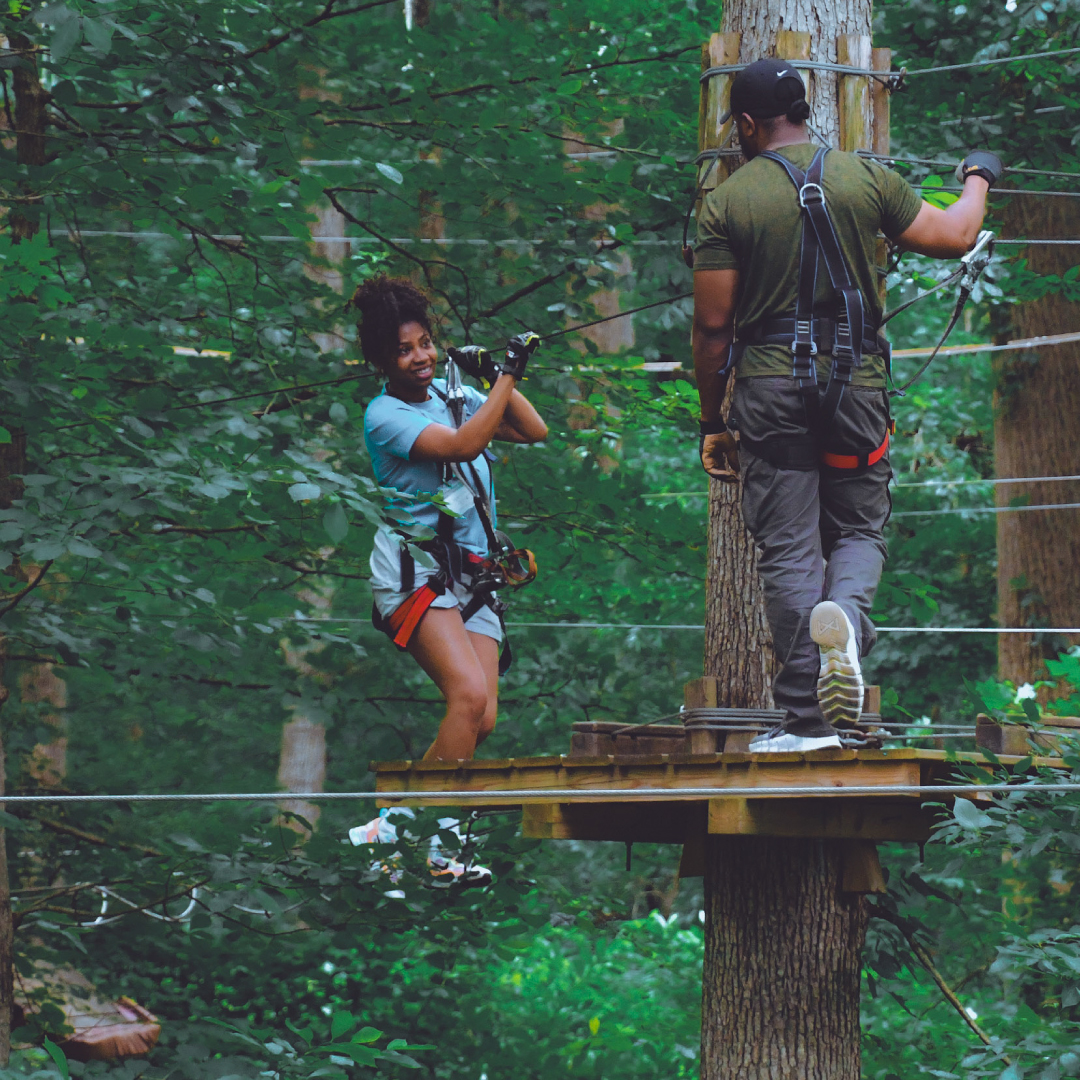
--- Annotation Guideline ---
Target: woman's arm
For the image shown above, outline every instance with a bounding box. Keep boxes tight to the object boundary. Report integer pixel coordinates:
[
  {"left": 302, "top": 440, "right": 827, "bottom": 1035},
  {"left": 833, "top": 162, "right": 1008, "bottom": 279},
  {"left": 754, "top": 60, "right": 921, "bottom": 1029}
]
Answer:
[
  {"left": 410, "top": 374, "right": 518, "bottom": 462},
  {"left": 494, "top": 388, "right": 547, "bottom": 443}
]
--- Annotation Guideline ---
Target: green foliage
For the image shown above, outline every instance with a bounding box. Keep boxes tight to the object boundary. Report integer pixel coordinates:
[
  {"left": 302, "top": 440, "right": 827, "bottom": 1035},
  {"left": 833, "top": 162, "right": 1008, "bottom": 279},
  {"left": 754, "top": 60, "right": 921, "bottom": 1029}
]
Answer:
[{"left": 0, "top": 0, "right": 1078, "bottom": 1077}]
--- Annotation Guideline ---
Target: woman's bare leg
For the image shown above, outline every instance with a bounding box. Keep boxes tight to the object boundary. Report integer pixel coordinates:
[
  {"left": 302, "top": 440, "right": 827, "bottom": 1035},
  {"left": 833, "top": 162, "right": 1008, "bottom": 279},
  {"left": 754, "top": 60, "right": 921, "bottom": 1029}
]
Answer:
[
  {"left": 467, "top": 631, "right": 500, "bottom": 749},
  {"left": 407, "top": 608, "right": 491, "bottom": 760}
]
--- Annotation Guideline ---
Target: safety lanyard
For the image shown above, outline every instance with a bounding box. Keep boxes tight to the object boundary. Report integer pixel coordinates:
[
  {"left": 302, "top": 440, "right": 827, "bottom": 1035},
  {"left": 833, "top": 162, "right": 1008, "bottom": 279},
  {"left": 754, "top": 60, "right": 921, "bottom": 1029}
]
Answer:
[
  {"left": 758, "top": 148, "right": 866, "bottom": 424},
  {"left": 428, "top": 374, "right": 501, "bottom": 556}
]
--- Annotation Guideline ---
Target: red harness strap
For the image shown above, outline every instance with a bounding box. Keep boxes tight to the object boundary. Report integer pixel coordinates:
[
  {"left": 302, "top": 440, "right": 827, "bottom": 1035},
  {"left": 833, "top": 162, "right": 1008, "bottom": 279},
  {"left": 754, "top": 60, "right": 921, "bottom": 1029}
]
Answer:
[
  {"left": 821, "top": 428, "right": 890, "bottom": 471},
  {"left": 386, "top": 579, "right": 447, "bottom": 649}
]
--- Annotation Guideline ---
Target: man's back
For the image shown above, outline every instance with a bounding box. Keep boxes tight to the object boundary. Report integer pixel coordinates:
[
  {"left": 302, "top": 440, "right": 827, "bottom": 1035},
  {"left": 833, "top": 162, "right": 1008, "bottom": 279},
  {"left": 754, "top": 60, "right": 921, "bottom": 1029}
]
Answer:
[{"left": 695, "top": 144, "right": 922, "bottom": 385}]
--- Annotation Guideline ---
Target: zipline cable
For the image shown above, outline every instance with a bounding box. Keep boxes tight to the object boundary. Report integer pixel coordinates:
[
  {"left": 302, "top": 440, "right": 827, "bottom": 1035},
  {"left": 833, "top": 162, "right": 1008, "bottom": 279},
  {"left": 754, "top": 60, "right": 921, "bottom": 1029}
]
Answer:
[
  {"left": 700, "top": 46, "right": 1080, "bottom": 84},
  {"left": 892, "top": 502, "right": 1080, "bottom": 519},
  {"left": 3, "top": 782, "right": 1080, "bottom": 805},
  {"left": 857, "top": 150, "right": 1080, "bottom": 183}
]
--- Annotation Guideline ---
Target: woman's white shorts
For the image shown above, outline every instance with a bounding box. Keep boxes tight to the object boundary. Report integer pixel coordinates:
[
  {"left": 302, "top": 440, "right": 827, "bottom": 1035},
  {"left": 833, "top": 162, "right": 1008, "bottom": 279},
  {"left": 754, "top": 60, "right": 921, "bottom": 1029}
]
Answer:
[{"left": 370, "top": 526, "right": 502, "bottom": 643}]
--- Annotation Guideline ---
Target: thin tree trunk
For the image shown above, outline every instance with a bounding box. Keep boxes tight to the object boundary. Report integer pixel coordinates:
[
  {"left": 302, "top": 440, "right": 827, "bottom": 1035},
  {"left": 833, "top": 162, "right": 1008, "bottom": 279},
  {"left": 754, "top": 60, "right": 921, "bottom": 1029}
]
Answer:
[
  {"left": 0, "top": 34, "right": 47, "bottom": 1059},
  {"left": 995, "top": 197, "right": 1080, "bottom": 688},
  {"left": 701, "top": 3, "right": 873, "bottom": 1076}
]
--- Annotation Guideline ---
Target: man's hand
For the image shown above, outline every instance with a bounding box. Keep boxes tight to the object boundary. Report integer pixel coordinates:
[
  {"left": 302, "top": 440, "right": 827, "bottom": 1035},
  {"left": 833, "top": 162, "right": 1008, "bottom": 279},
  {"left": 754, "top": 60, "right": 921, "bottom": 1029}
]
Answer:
[
  {"left": 955, "top": 150, "right": 1003, "bottom": 188},
  {"left": 700, "top": 431, "right": 740, "bottom": 482}
]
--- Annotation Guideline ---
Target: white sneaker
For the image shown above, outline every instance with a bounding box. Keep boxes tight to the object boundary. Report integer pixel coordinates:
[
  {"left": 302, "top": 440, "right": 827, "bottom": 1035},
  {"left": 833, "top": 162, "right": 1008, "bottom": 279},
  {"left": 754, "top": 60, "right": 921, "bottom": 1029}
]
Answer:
[
  {"left": 428, "top": 854, "right": 492, "bottom": 889},
  {"left": 810, "top": 601, "right": 864, "bottom": 726},
  {"left": 748, "top": 727, "right": 842, "bottom": 753}
]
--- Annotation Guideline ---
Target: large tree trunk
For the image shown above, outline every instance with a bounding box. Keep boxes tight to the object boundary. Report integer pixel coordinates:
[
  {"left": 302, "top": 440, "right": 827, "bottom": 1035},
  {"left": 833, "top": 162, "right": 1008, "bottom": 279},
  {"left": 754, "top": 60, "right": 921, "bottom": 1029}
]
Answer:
[
  {"left": 702, "top": 838, "right": 869, "bottom": 1080},
  {"left": 700, "top": 4, "right": 873, "bottom": 1078},
  {"left": 995, "top": 198, "right": 1080, "bottom": 688}
]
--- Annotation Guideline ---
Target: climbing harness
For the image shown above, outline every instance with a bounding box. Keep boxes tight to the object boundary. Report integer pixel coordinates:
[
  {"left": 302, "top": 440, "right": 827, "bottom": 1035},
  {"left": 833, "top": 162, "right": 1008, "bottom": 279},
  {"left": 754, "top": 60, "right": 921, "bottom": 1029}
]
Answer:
[
  {"left": 733, "top": 147, "right": 893, "bottom": 471},
  {"left": 371, "top": 356, "right": 537, "bottom": 672},
  {"left": 885, "top": 228, "right": 995, "bottom": 395}
]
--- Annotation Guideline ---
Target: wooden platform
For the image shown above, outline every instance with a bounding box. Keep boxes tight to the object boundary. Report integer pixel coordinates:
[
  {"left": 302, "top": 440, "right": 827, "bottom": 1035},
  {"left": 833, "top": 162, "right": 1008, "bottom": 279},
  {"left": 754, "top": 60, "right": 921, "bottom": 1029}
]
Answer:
[{"left": 373, "top": 746, "right": 1054, "bottom": 855}]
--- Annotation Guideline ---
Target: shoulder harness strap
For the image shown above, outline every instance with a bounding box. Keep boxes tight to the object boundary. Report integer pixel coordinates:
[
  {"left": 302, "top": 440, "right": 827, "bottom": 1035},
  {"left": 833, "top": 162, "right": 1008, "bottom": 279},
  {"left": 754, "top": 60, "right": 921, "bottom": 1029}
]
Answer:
[{"left": 758, "top": 148, "right": 867, "bottom": 426}]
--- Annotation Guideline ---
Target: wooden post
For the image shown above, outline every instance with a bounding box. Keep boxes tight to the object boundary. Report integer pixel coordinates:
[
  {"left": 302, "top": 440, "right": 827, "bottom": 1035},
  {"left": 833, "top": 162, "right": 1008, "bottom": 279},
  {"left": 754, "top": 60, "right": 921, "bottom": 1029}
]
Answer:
[
  {"left": 698, "top": 33, "right": 741, "bottom": 193},
  {"left": 697, "top": 5, "right": 876, "bottom": 1077},
  {"left": 837, "top": 35, "right": 872, "bottom": 154}
]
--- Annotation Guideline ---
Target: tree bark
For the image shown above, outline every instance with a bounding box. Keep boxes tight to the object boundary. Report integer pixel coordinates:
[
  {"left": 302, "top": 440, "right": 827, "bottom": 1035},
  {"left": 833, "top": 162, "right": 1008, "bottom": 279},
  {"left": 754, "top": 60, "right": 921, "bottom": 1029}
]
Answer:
[
  {"left": 702, "top": 839, "right": 869, "bottom": 1080},
  {"left": 995, "top": 197, "right": 1080, "bottom": 688},
  {"left": 701, "top": 4, "right": 873, "bottom": 1077},
  {"left": 0, "top": 35, "right": 47, "bottom": 1059}
]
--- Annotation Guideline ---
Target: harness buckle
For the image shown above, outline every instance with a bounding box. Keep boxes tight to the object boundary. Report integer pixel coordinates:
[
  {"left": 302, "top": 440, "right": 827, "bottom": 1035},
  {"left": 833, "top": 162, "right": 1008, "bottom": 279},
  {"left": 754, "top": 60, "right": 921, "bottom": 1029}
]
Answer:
[
  {"left": 791, "top": 318, "right": 817, "bottom": 357},
  {"left": 798, "top": 182, "right": 825, "bottom": 209}
]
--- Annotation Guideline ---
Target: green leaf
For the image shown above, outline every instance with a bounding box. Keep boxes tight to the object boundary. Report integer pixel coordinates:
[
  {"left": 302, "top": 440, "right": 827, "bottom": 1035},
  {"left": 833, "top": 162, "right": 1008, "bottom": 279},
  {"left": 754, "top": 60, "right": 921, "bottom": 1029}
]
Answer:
[
  {"left": 376, "top": 162, "right": 404, "bottom": 185},
  {"left": 352, "top": 1027, "right": 383, "bottom": 1044},
  {"left": 50, "top": 17, "right": 82, "bottom": 62},
  {"left": 82, "top": 16, "right": 114, "bottom": 53},
  {"left": 43, "top": 1039, "right": 69, "bottom": 1080},
  {"left": 0, "top": 427, "right": 11, "bottom": 445},
  {"left": 330, "top": 1011, "right": 358, "bottom": 1040},
  {"left": 288, "top": 482, "right": 322, "bottom": 502},
  {"left": 323, "top": 502, "right": 349, "bottom": 543},
  {"left": 952, "top": 797, "right": 993, "bottom": 830},
  {"left": 557, "top": 79, "right": 583, "bottom": 95}
]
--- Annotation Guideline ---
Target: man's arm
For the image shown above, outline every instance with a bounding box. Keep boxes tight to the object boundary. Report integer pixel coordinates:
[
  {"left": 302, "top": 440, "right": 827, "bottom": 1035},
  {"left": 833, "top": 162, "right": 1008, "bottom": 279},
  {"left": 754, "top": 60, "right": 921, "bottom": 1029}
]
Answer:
[
  {"left": 893, "top": 177, "right": 989, "bottom": 258},
  {"left": 692, "top": 268, "right": 742, "bottom": 482}
]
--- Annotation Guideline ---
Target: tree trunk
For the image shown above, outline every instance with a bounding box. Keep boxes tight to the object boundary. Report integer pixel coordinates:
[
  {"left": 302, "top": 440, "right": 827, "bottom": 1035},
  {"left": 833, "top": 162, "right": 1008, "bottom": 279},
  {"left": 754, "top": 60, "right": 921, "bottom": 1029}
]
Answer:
[
  {"left": 0, "top": 32, "right": 46, "bottom": 1063},
  {"left": 277, "top": 715, "right": 327, "bottom": 833},
  {"left": 700, "top": 4, "right": 873, "bottom": 1077},
  {"left": 702, "top": 838, "right": 869, "bottom": 1080},
  {"left": 995, "top": 197, "right": 1080, "bottom": 688}
]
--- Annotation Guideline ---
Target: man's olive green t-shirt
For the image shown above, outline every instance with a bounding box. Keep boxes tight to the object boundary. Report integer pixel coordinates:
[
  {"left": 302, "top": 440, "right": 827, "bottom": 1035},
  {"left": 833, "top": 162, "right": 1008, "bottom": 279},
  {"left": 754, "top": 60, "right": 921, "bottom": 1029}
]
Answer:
[{"left": 695, "top": 143, "right": 923, "bottom": 386}]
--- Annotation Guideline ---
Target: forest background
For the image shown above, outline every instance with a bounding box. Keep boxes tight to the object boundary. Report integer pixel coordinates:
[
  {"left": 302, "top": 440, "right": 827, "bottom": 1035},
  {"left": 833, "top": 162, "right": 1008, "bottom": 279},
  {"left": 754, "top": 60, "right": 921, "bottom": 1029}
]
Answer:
[{"left": 0, "top": 0, "right": 1078, "bottom": 1078}]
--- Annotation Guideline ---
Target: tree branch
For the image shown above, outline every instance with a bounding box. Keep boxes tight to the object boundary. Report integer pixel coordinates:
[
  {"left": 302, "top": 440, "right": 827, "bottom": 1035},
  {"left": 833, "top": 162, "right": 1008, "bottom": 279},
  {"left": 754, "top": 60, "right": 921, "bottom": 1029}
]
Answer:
[
  {"left": 242, "top": 0, "right": 399, "bottom": 59},
  {"left": 0, "top": 562, "right": 53, "bottom": 622}
]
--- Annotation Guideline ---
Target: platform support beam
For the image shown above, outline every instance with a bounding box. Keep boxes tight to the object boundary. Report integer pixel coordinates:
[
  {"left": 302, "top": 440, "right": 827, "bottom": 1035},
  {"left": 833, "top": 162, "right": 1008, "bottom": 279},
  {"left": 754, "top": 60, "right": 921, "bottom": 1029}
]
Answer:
[{"left": 697, "top": 9, "right": 876, "bottom": 1077}]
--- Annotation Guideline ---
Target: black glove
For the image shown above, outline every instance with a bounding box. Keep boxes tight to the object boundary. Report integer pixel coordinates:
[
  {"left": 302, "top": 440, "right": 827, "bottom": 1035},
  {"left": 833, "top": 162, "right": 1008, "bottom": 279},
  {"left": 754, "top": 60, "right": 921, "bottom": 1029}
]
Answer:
[
  {"left": 955, "top": 151, "right": 1003, "bottom": 188},
  {"left": 446, "top": 345, "right": 499, "bottom": 388},
  {"left": 502, "top": 332, "right": 540, "bottom": 380}
]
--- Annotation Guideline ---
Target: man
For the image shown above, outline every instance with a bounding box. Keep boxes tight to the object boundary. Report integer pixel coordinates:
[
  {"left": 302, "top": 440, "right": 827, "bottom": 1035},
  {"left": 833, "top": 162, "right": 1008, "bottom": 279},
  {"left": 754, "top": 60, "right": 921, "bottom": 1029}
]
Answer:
[{"left": 692, "top": 58, "right": 999, "bottom": 752}]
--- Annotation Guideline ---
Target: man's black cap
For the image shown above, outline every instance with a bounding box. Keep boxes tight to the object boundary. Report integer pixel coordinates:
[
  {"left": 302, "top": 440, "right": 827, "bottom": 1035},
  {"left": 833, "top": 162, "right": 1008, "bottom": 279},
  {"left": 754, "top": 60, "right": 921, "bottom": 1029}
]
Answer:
[{"left": 729, "top": 58, "right": 807, "bottom": 120}]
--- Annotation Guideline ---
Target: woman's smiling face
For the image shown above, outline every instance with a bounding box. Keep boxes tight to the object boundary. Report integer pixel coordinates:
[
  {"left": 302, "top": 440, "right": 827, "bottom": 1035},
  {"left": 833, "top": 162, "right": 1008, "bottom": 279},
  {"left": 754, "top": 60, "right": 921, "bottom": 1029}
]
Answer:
[{"left": 386, "top": 320, "right": 438, "bottom": 397}]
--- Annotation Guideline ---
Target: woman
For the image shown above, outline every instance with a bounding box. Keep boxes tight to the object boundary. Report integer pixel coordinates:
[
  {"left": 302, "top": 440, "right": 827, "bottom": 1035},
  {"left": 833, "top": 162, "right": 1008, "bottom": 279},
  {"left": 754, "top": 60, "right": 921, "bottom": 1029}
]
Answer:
[{"left": 355, "top": 276, "right": 547, "bottom": 762}]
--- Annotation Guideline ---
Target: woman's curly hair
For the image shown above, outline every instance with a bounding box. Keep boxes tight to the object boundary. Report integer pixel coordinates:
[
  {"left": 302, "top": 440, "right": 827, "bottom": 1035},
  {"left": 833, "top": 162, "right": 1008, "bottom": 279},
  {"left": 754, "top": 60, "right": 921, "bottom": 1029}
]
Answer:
[{"left": 349, "top": 275, "right": 432, "bottom": 371}]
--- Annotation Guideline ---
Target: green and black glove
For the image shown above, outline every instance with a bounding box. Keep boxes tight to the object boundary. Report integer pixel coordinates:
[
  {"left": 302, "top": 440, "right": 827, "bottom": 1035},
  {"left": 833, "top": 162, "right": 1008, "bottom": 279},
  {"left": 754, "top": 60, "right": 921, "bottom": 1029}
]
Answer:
[
  {"left": 446, "top": 345, "right": 499, "bottom": 388},
  {"left": 955, "top": 150, "right": 1003, "bottom": 188},
  {"left": 502, "top": 332, "right": 541, "bottom": 380}
]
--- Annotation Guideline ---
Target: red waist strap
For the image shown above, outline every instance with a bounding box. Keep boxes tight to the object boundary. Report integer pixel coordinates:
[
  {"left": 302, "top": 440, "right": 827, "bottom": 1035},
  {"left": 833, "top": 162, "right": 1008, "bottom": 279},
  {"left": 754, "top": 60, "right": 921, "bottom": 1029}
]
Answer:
[{"left": 821, "top": 428, "right": 890, "bottom": 471}]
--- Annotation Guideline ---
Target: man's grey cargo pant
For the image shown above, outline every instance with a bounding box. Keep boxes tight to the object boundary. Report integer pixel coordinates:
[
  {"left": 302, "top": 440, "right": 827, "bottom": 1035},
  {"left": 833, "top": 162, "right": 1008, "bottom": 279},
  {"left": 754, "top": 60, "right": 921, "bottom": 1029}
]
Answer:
[{"left": 732, "top": 376, "right": 892, "bottom": 737}]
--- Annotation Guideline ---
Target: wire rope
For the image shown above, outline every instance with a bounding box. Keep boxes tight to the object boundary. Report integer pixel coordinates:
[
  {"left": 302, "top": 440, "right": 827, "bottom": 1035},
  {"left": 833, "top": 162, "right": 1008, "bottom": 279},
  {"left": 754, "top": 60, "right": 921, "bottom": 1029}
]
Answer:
[{"left": 3, "top": 782, "right": 1080, "bottom": 805}]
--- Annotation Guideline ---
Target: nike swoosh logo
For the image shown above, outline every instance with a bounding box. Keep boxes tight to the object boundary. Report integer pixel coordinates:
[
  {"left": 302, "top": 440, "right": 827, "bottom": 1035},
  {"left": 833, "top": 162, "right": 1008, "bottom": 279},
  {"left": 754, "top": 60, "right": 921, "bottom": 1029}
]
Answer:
[{"left": 777, "top": 69, "right": 791, "bottom": 76}]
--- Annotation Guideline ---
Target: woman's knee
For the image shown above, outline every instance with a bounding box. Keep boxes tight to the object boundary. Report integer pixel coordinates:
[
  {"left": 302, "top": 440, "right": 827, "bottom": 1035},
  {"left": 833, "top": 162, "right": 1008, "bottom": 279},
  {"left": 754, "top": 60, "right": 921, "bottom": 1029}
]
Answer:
[
  {"left": 477, "top": 700, "right": 497, "bottom": 739},
  {"left": 447, "top": 673, "right": 490, "bottom": 726}
]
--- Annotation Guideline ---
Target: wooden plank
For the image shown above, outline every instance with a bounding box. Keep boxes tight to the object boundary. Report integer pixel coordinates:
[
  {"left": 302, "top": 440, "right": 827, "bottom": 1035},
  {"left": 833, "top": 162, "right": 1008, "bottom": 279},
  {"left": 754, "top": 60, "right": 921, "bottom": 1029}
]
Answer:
[
  {"left": 871, "top": 48, "right": 891, "bottom": 157},
  {"left": 523, "top": 801, "right": 700, "bottom": 843},
  {"left": 837, "top": 34, "right": 872, "bottom": 153},
  {"left": 375, "top": 753, "right": 925, "bottom": 802},
  {"left": 708, "top": 797, "right": 932, "bottom": 841},
  {"left": 699, "top": 32, "right": 740, "bottom": 192},
  {"left": 841, "top": 840, "right": 888, "bottom": 894}
]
